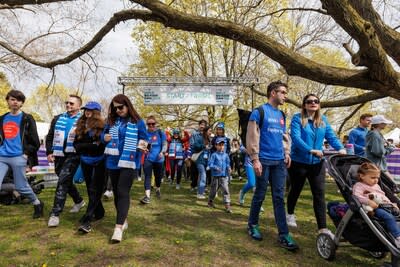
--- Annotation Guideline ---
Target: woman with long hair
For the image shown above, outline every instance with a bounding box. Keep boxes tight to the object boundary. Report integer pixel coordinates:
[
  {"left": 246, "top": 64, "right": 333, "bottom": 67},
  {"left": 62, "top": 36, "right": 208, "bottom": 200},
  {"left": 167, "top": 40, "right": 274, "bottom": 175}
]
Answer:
[
  {"left": 286, "top": 94, "right": 345, "bottom": 238},
  {"left": 103, "top": 94, "right": 147, "bottom": 243},
  {"left": 73, "top": 101, "right": 106, "bottom": 233}
]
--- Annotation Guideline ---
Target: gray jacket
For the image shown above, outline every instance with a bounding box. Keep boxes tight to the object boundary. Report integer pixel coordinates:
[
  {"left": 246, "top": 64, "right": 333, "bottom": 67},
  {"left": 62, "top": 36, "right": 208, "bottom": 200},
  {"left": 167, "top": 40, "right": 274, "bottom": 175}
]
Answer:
[{"left": 365, "top": 130, "right": 394, "bottom": 171}]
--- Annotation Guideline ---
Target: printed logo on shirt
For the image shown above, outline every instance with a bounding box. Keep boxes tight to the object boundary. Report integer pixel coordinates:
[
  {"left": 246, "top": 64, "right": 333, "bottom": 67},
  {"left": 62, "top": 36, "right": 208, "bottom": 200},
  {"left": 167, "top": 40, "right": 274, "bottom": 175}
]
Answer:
[{"left": 3, "top": 121, "right": 19, "bottom": 139}]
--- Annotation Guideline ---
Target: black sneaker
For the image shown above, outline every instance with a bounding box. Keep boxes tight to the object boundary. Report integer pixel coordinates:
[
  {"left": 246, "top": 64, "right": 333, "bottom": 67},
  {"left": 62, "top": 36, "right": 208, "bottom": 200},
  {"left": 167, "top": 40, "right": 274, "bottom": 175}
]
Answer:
[
  {"left": 33, "top": 200, "right": 44, "bottom": 219},
  {"left": 155, "top": 189, "right": 161, "bottom": 199},
  {"left": 207, "top": 201, "right": 215, "bottom": 208},
  {"left": 278, "top": 234, "right": 299, "bottom": 251},
  {"left": 140, "top": 196, "right": 151, "bottom": 204},
  {"left": 78, "top": 222, "right": 92, "bottom": 234}
]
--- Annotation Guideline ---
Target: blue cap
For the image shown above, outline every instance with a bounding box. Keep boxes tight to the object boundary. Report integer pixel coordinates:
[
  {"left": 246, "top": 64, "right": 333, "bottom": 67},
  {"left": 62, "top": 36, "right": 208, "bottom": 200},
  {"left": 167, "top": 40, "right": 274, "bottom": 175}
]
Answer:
[
  {"left": 172, "top": 128, "right": 180, "bottom": 135},
  {"left": 81, "top": 101, "right": 101, "bottom": 111},
  {"left": 216, "top": 137, "right": 225, "bottom": 144},
  {"left": 216, "top": 122, "right": 225, "bottom": 129}
]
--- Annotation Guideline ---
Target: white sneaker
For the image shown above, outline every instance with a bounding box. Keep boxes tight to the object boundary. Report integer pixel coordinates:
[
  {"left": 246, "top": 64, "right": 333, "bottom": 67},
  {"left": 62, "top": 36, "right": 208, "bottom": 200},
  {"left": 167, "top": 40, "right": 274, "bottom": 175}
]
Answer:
[
  {"left": 260, "top": 206, "right": 264, "bottom": 212},
  {"left": 104, "top": 190, "right": 113, "bottom": 199},
  {"left": 122, "top": 221, "right": 128, "bottom": 231},
  {"left": 286, "top": 214, "right": 297, "bottom": 228},
  {"left": 197, "top": 194, "right": 206, "bottom": 199},
  {"left": 176, "top": 184, "right": 181, "bottom": 190},
  {"left": 319, "top": 228, "right": 335, "bottom": 240},
  {"left": 69, "top": 200, "right": 86, "bottom": 213},
  {"left": 111, "top": 227, "right": 123, "bottom": 243},
  {"left": 48, "top": 215, "right": 60, "bottom": 227},
  {"left": 138, "top": 177, "right": 142, "bottom": 181}
]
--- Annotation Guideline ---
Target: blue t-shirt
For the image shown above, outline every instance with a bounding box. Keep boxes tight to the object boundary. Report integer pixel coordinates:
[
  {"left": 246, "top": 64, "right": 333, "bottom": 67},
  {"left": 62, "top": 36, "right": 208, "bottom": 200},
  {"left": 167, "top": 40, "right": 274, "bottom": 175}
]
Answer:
[
  {"left": 0, "top": 113, "right": 23, "bottom": 157},
  {"left": 249, "top": 103, "right": 285, "bottom": 161},
  {"left": 146, "top": 129, "right": 166, "bottom": 163},
  {"left": 348, "top": 126, "right": 368, "bottom": 156}
]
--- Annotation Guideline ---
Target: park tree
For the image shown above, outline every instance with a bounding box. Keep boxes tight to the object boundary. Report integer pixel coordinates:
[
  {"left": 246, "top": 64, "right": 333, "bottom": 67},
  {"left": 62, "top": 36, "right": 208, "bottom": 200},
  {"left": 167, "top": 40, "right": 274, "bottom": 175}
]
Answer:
[
  {"left": 1, "top": 0, "right": 399, "bottom": 108},
  {"left": 0, "top": 72, "right": 12, "bottom": 114}
]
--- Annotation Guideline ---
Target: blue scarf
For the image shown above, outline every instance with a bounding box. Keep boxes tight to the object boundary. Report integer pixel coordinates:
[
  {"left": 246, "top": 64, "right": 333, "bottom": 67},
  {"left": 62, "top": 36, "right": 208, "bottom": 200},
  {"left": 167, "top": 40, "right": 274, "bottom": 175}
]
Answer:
[
  {"left": 168, "top": 139, "right": 184, "bottom": 159},
  {"left": 104, "top": 121, "right": 121, "bottom": 156},
  {"left": 52, "top": 112, "right": 80, "bottom": 157},
  {"left": 104, "top": 120, "right": 138, "bottom": 169}
]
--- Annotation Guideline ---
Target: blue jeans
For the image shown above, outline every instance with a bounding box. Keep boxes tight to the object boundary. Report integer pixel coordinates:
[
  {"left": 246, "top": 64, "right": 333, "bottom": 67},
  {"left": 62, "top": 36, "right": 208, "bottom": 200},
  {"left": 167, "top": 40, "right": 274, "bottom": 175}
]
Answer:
[
  {"left": 241, "top": 165, "right": 256, "bottom": 195},
  {"left": 375, "top": 208, "right": 400, "bottom": 238},
  {"left": 248, "top": 159, "right": 288, "bottom": 237},
  {"left": 0, "top": 155, "right": 38, "bottom": 203},
  {"left": 197, "top": 162, "right": 207, "bottom": 195}
]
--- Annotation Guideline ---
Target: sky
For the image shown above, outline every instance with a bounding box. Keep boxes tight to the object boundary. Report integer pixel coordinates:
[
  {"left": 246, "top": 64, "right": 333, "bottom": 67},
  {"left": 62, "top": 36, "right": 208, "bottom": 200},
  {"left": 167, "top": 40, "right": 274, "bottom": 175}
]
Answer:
[{"left": 2, "top": 0, "right": 139, "bottom": 99}]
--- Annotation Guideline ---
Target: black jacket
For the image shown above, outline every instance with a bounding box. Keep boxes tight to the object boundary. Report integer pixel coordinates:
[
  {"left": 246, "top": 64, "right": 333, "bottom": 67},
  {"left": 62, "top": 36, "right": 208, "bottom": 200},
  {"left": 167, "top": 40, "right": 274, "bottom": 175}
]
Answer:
[
  {"left": 0, "top": 112, "right": 40, "bottom": 166},
  {"left": 73, "top": 132, "right": 105, "bottom": 157},
  {"left": 45, "top": 114, "right": 61, "bottom": 156}
]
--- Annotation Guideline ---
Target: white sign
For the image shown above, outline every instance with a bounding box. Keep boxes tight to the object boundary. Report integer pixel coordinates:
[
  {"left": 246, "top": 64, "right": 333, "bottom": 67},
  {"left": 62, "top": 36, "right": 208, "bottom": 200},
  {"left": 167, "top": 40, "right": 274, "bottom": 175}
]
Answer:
[{"left": 140, "top": 85, "right": 235, "bottom": 105}]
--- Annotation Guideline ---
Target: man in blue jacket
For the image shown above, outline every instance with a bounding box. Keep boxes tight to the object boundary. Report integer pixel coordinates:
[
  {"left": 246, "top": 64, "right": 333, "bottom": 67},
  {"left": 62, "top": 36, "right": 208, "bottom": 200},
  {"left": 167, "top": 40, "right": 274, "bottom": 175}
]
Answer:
[
  {"left": 348, "top": 113, "right": 372, "bottom": 156},
  {"left": 245, "top": 80, "right": 298, "bottom": 251}
]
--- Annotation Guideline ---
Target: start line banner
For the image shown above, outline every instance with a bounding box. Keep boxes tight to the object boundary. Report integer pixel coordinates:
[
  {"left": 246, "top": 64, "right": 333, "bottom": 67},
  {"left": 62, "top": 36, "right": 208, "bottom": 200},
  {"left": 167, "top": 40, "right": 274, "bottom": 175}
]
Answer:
[{"left": 140, "top": 85, "right": 235, "bottom": 105}]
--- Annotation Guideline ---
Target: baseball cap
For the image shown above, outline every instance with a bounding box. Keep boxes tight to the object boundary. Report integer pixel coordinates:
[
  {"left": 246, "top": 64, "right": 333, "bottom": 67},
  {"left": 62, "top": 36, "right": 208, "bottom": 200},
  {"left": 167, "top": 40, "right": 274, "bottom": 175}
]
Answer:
[
  {"left": 371, "top": 115, "right": 392, "bottom": 125},
  {"left": 172, "top": 128, "right": 180, "bottom": 135},
  {"left": 81, "top": 101, "right": 101, "bottom": 111},
  {"left": 216, "top": 122, "right": 225, "bottom": 129},
  {"left": 216, "top": 137, "right": 225, "bottom": 144}
]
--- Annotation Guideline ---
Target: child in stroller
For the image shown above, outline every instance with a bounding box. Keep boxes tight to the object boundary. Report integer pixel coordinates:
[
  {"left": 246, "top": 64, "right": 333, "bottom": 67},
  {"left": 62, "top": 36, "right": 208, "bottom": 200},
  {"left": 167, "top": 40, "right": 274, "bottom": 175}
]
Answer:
[
  {"left": 317, "top": 154, "right": 400, "bottom": 266},
  {"left": 352, "top": 162, "right": 400, "bottom": 248}
]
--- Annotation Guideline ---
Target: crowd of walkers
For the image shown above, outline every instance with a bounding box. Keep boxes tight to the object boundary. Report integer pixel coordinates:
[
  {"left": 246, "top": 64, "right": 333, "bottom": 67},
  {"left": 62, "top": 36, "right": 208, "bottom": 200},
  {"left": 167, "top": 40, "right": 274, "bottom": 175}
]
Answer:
[{"left": 0, "top": 81, "right": 396, "bottom": 250}]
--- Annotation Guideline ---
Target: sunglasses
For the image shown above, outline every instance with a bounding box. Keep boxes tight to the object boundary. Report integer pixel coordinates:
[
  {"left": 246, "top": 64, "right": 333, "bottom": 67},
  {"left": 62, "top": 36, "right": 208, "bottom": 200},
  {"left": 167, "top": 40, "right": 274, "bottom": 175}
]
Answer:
[
  {"left": 65, "top": 101, "right": 75, "bottom": 106},
  {"left": 305, "top": 99, "right": 320, "bottom": 105},
  {"left": 147, "top": 122, "right": 156, "bottom": 126},
  {"left": 113, "top": 104, "right": 125, "bottom": 111}
]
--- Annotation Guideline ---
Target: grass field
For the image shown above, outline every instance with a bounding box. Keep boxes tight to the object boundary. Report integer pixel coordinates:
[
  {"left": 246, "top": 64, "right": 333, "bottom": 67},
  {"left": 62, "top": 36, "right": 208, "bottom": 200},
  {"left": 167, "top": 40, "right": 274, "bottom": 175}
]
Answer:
[{"left": 0, "top": 176, "right": 390, "bottom": 267}]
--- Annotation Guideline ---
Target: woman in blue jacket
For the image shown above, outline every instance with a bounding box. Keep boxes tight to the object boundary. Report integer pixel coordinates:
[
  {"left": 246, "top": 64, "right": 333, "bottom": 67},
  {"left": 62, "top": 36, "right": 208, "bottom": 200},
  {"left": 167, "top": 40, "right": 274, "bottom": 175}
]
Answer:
[
  {"left": 103, "top": 94, "right": 148, "bottom": 243},
  {"left": 286, "top": 94, "right": 345, "bottom": 238}
]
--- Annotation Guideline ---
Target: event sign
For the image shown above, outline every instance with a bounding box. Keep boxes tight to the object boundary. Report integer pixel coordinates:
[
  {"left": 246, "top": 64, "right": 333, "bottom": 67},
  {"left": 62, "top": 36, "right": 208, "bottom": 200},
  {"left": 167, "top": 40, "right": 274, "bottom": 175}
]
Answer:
[{"left": 140, "top": 85, "right": 234, "bottom": 105}]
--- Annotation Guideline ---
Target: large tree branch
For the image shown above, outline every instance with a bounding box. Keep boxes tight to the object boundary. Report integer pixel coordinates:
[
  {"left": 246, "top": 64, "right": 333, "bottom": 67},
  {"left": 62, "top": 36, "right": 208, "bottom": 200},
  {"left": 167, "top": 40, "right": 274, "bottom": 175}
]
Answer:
[
  {"left": 0, "top": 9, "right": 162, "bottom": 69},
  {"left": 251, "top": 86, "right": 385, "bottom": 108},
  {"left": 0, "top": 0, "right": 72, "bottom": 6},
  {"left": 321, "top": 0, "right": 400, "bottom": 98},
  {"left": 131, "top": 0, "right": 396, "bottom": 95},
  {"left": 347, "top": 0, "right": 400, "bottom": 66}
]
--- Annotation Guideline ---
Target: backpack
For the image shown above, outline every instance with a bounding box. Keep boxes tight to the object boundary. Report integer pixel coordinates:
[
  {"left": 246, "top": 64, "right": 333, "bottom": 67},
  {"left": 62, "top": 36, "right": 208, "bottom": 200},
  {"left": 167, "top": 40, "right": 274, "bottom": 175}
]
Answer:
[{"left": 237, "top": 106, "right": 285, "bottom": 147}]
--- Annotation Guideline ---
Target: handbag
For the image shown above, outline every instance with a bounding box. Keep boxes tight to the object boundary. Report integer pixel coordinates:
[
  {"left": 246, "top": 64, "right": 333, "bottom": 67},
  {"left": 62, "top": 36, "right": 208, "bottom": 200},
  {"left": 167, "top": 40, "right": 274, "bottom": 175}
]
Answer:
[{"left": 191, "top": 152, "right": 201, "bottom": 162}]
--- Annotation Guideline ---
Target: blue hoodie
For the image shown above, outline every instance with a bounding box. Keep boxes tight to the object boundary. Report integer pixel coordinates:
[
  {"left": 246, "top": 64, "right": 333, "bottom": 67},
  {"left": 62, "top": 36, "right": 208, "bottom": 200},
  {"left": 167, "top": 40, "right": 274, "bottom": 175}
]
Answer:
[
  {"left": 207, "top": 150, "right": 230, "bottom": 177},
  {"left": 290, "top": 113, "right": 343, "bottom": 165}
]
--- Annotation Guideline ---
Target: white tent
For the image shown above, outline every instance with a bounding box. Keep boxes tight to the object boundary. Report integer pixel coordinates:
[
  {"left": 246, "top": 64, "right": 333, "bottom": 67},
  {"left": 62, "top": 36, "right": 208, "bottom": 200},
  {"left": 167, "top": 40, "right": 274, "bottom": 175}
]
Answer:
[
  {"left": 384, "top": 127, "right": 400, "bottom": 144},
  {"left": 36, "top": 122, "right": 50, "bottom": 141}
]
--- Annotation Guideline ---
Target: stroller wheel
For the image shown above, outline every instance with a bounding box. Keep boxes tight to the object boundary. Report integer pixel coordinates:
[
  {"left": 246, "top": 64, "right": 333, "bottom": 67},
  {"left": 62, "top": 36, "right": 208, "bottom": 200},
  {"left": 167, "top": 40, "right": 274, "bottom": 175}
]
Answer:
[
  {"left": 368, "top": 251, "right": 387, "bottom": 259},
  {"left": 316, "top": 233, "right": 336, "bottom": 261}
]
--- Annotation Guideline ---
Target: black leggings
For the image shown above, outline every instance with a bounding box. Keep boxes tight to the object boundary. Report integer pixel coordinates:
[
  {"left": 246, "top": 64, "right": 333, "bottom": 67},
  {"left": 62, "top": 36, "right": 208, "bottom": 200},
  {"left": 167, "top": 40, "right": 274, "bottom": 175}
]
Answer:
[
  {"left": 287, "top": 161, "right": 326, "bottom": 229},
  {"left": 169, "top": 159, "right": 183, "bottom": 185},
  {"left": 109, "top": 168, "right": 137, "bottom": 225},
  {"left": 80, "top": 161, "right": 106, "bottom": 223}
]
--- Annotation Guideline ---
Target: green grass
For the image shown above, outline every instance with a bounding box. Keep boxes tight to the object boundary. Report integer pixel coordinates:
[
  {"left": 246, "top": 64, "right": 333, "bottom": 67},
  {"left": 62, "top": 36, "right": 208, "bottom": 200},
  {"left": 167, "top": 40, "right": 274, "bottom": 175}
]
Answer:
[{"left": 0, "top": 176, "right": 390, "bottom": 266}]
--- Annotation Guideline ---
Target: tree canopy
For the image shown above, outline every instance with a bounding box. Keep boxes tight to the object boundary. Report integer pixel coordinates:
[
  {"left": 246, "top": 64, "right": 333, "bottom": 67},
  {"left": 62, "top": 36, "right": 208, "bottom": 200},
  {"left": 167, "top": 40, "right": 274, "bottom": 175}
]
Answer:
[{"left": 1, "top": 0, "right": 399, "bottom": 107}]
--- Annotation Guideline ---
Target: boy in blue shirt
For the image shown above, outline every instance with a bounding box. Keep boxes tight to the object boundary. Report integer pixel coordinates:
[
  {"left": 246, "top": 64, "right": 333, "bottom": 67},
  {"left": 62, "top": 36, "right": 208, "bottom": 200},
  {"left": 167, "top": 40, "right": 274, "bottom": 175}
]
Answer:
[{"left": 207, "top": 137, "right": 232, "bottom": 213}]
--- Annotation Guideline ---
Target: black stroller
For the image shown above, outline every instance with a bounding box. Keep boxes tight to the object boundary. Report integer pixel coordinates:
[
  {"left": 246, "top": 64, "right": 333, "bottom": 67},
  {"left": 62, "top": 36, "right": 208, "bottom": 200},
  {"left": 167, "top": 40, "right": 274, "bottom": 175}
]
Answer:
[{"left": 317, "top": 155, "right": 400, "bottom": 266}]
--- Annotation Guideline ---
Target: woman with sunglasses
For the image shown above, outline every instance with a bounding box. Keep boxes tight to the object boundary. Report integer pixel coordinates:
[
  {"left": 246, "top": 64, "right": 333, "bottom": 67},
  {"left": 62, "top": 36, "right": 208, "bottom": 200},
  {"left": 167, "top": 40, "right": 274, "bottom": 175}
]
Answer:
[
  {"left": 103, "top": 94, "right": 148, "bottom": 243},
  {"left": 286, "top": 94, "right": 345, "bottom": 238},
  {"left": 140, "top": 115, "right": 167, "bottom": 204},
  {"left": 73, "top": 101, "right": 106, "bottom": 234}
]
